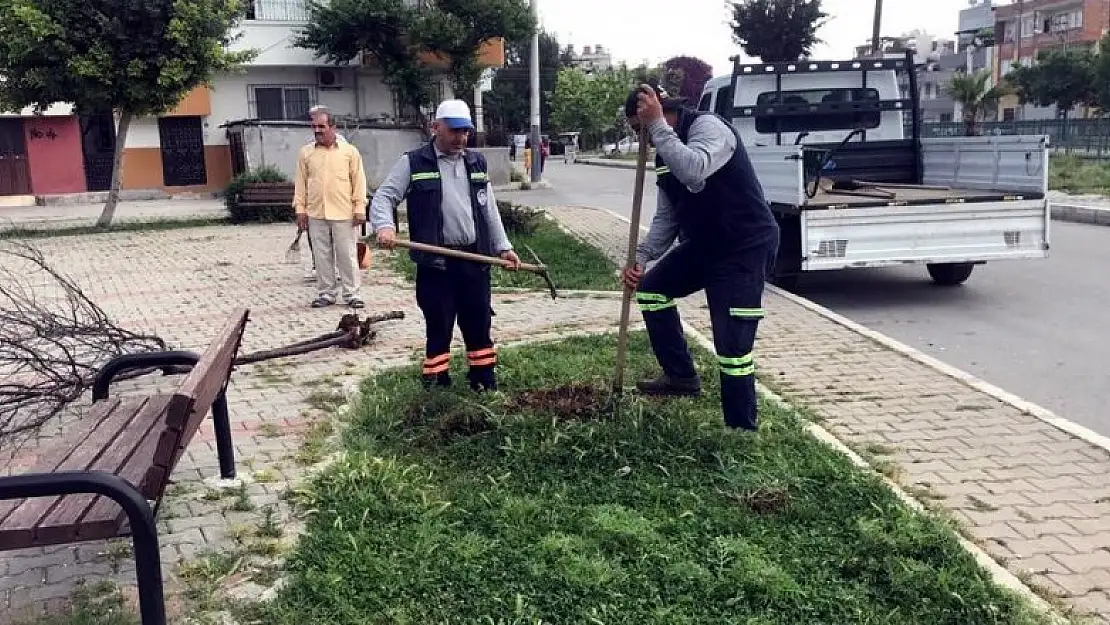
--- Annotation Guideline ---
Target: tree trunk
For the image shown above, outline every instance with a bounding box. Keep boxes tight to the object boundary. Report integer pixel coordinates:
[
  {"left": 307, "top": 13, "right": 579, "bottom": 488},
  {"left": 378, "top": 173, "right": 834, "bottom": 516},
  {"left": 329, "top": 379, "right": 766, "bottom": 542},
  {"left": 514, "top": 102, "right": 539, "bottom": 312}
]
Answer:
[{"left": 96, "top": 111, "right": 133, "bottom": 228}]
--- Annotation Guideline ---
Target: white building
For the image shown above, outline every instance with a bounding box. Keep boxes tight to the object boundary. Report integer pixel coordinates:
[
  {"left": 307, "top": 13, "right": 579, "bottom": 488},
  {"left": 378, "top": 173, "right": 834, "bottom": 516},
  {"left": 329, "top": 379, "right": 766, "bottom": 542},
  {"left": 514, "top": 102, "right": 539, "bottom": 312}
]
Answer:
[
  {"left": 0, "top": 0, "right": 506, "bottom": 200},
  {"left": 567, "top": 44, "right": 613, "bottom": 73}
]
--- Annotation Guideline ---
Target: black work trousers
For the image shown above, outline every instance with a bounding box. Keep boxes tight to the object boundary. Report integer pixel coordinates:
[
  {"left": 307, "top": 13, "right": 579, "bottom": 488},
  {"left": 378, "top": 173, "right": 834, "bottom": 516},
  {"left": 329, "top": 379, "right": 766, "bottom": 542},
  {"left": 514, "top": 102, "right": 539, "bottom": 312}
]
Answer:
[
  {"left": 415, "top": 254, "right": 497, "bottom": 390},
  {"left": 636, "top": 236, "right": 778, "bottom": 430}
]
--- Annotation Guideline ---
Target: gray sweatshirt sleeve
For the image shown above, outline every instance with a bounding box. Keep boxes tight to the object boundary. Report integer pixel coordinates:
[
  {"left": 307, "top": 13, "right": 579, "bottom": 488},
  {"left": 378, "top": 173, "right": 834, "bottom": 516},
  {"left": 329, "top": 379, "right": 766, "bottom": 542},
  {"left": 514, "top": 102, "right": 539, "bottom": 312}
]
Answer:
[
  {"left": 634, "top": 190, "right": 680, "bottom": 267},
  {"left": 369, "top": 155, "right": 411, "bottom": 233},
  {"left": 480, "top": 183, "right": 513, "bottom": 253},
  {"left": 647, "top": 115, "right": 736, "bottom": 192}
]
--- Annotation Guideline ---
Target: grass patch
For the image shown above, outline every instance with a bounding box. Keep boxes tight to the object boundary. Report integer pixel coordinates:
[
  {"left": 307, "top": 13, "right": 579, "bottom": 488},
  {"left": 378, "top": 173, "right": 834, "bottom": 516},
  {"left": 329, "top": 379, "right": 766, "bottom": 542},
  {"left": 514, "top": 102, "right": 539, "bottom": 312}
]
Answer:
[
  {"left": 246, "top": 333, "right": 1045, "bottom": 625},
  {"left": 0, "top": 217, "right": 229, "bottom": 240},
  {"left": 1049, "top": 153, "right": 1110, "bottom": 195},
  {"left": 387, "top": 203, "right": 618, "bottom": 292},
  {"left": 12, "top": 580, "right": 137, "bottom": 625}
]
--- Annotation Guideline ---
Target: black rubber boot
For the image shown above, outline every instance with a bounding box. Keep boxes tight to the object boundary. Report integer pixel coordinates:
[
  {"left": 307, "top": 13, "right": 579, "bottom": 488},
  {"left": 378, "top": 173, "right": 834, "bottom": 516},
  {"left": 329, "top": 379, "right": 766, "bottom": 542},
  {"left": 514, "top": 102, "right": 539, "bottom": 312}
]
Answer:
[
  {"left": 636, "top": 373, "right": 702, "bottom": 397},
  {"left": 422, "top": 372, "right": 451, "bottom": 389},
  {"left": 468, "top": 369, "right": 497, "bottom": 393}
]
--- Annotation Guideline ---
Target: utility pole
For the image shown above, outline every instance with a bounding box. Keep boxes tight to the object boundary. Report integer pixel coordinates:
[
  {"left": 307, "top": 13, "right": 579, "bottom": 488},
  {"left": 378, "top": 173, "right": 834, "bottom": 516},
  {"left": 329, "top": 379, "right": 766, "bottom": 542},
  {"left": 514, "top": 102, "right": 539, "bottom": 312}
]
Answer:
[
  {"left": 871, "top": 0, "right": 883, "bottom": 56},
  {"left": 529, "top": 0, "right": 542, "bottom": 183}
]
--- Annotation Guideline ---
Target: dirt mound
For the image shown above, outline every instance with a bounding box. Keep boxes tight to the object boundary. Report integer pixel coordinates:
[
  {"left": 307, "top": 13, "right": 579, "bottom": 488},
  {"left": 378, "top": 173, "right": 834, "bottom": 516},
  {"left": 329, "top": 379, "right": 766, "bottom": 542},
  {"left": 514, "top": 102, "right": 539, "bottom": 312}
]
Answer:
[{"left": 507, "top": 384, "right": 611, "bottom": 421}]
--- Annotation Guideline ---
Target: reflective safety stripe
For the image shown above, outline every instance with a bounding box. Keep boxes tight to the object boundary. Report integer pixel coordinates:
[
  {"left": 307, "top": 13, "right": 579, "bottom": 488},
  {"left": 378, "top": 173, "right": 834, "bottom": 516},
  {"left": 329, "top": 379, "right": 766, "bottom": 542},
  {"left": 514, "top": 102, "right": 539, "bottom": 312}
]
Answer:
[
  {"left": 469, "top": 172, "right": 489, "bottom": 182},
  {"left": 411, "top": 172, "right": 441, "bottom": 181},
  {"left": 728, "top": 307, "right": 766, "bottom": 319},
  {"left": 636, "top": 291, "right": 676, "bottom": 312},
  {"left": 656, "top": 166, "right": 671, "bottom": 175},
  {"left": 467, "top": 347, "right": 497, "bottom": 368},
  {"left": 422, "top": 353, "right": 450, "bottom": 375},
  {"left": 718, "top": 353, "right": 754, "bottom": 377}
]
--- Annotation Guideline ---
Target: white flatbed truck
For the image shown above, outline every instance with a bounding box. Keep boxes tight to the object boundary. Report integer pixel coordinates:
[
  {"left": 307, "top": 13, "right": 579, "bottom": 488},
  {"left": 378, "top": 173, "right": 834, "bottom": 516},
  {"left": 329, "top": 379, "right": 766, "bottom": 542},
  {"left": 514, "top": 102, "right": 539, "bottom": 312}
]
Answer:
[{"left": 698, "top": 51, "right": 1050, "bottom": 287}]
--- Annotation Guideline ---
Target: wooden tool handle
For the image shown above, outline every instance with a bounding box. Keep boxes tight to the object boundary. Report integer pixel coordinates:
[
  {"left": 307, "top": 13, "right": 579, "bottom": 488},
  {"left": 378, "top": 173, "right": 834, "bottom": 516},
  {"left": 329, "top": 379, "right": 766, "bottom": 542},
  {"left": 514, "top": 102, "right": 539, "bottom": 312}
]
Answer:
[
  {"left": 613, "top": 125, "right": 652, "bottom": 392},
  {"left": 389, "top": 239, "right": 545, "bottom": 273}
]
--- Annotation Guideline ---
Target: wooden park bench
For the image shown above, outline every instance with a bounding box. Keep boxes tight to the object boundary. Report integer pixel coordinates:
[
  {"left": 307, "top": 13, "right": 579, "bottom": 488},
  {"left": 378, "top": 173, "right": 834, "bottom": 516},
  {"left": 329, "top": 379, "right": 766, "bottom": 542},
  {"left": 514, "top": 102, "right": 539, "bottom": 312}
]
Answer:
[
  {"left": 0, "top": 309, "right": 251, "bottom": 625},
  {"left": 237, "top": 181, "right": 295, "bottom": 211}
]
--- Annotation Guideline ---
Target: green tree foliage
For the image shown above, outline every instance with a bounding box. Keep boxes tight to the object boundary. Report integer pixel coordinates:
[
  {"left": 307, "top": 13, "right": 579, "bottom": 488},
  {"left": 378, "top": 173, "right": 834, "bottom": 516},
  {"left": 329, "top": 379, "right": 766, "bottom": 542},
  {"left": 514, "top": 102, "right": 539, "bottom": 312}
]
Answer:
[
  {"left": 1009, "top": 48, "right": 1096, "bottom": 119},
  {"left": 1095, "top": 35, "right": 1110, "bottom": 113},
  {"left": 729, "top": 0, "right": 828, "bottom": 62},
  {"left": 418, "top": 0, "right": 534, "bottom": 99},
  {"left": 482, "top": 31, "right": 571, "bottom": 141},
  {"left": 549, "top": 66, "right": 635, "bottom": 149},
  {"left": 663, "top": 56, "right": 715, "bottom": 102},
  {"left": 944, "top": 69, "right": 1010, "bottom": 136},
  {"left": 296, "top": 0, "right": 534, "bottom": 131},
  {"left": 0, "top": 0, "right": 254, "bottom": 226}
]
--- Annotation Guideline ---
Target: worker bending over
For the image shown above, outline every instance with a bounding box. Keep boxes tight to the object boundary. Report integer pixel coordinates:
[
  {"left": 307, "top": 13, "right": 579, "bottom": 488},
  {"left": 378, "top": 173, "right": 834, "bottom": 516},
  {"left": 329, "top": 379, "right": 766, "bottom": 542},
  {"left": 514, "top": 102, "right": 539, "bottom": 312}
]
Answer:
[
  {"left": 620, "top": 84, "right": 780, "bottom": 431},
  {"left": 371, "top": 99, "right": 521, "bottom": 391}
]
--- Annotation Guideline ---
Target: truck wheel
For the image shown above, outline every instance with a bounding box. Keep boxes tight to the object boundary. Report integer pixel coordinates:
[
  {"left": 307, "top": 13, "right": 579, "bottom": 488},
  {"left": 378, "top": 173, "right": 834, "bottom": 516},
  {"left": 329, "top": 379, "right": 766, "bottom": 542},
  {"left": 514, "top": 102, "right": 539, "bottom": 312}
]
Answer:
[
  {"left": 926, "top": 262, "right": 974, "bottom": 286},
  {"left": 770, "top": 273, "right": 799, "bottom": 291}
]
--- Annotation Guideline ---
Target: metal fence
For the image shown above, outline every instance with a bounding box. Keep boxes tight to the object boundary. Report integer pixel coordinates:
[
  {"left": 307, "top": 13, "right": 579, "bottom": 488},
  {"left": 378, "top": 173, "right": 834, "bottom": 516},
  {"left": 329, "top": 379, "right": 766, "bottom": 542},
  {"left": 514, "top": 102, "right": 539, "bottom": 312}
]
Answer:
[{"left": 916, "top": 119, "right": 1110, "bottom": 159}]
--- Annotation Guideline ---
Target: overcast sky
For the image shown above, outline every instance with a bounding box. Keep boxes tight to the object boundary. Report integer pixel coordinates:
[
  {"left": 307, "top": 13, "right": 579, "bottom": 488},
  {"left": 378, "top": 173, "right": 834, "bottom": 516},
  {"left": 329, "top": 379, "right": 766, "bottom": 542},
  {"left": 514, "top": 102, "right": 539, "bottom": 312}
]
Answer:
[{"left": 538, "top": 0, "right": 976, "bottom": 76}]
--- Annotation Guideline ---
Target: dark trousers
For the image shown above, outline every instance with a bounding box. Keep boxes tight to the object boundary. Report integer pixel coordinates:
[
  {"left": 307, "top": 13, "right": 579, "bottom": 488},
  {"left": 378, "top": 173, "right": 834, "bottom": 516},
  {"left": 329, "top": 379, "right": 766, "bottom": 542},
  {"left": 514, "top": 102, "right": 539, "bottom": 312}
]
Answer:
[
  {"left": 636, "top": 236, "right": 778, "bottom": 430},
  {"left": 415, "top": 255, "right": 497, "bottom": 389}
]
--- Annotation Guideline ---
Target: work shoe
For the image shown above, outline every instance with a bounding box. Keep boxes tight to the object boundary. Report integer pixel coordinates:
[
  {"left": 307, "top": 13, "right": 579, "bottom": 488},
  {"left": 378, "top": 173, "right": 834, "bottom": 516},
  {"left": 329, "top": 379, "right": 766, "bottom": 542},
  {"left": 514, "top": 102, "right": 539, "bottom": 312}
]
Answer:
[
  {"left": 311, "top": 296, "right": 334, "bottom": 308},
  {"left": 468, "top": 370, "right": 497, "bottom": 393},
  {"left": 422, "top": 372, "right": 451, "bottom": 389},
  {"left": 636, "top": 373, "right": 701, "bottom": 397}
]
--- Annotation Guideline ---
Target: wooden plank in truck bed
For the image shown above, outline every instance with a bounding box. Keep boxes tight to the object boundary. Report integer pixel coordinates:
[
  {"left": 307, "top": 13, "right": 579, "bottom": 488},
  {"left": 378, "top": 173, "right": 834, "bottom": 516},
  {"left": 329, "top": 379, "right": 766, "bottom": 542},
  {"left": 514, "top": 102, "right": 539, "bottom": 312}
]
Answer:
[{"left": 803, "top": 185, "right": 1045, "bottom": 209}]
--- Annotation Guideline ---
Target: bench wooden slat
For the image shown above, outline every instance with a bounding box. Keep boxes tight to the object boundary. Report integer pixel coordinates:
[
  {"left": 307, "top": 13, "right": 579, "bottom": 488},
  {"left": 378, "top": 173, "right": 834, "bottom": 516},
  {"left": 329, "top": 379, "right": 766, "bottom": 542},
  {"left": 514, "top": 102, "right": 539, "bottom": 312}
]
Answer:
[
  {"left": 0, "top": 399, "right": 135, "bottom": 527},
  {"left": 0, "top": 398, "right": 136, "bottom": 527},
  {"left": 0, "top": 397, "right": 155, "bottom": 546},
  {"left": 0, "top": 308, "right": 250, "bottom": 554},
  {"left": 170, "top": 309, "right": 248, "bottom": 469},
  {"left": 33, "top": 396, "right": 184, "bottom": 545},
  {"left": 75, "top": 401, "right": 184, "bottom": 542}
]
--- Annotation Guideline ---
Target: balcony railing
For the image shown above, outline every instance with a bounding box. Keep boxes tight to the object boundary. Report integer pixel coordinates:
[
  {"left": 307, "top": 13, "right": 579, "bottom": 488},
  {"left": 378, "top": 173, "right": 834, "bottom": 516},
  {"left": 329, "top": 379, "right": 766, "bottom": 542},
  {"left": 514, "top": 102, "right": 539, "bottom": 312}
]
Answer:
[{"left": 246, "top": 0, "right": 309, "bottom": 21}]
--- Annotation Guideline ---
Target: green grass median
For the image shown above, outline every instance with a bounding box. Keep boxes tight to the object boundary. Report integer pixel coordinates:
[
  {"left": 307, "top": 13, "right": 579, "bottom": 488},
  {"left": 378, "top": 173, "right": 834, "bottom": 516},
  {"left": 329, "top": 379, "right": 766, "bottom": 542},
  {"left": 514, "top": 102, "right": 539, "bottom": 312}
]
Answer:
[{"left": 244, "top": 332, "right": 1044, "bottom": 625}]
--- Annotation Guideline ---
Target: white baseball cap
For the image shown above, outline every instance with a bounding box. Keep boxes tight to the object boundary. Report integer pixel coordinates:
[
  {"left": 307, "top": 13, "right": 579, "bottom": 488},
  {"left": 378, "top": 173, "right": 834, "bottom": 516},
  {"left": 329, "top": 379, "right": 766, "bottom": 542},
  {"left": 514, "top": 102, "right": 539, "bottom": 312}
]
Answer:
[{"left": 435, "top": 99, "right": 473, "bottom": 130}]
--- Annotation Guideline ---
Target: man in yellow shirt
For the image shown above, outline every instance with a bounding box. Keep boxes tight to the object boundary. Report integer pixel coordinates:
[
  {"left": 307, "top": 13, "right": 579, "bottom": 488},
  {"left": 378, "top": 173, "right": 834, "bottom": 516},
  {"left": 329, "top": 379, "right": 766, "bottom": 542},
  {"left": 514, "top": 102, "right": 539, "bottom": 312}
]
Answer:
[{"left": 293, "top": 110, "right": 368, "bottom": 308}]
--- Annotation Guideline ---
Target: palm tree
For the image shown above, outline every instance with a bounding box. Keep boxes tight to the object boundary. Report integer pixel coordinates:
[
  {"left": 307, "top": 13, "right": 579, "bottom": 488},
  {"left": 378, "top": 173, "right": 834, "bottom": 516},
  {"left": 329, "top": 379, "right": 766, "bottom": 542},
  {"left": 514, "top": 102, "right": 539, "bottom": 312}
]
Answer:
[{"left": 944, "top": 69, "right": 1010, "bottom": 136}]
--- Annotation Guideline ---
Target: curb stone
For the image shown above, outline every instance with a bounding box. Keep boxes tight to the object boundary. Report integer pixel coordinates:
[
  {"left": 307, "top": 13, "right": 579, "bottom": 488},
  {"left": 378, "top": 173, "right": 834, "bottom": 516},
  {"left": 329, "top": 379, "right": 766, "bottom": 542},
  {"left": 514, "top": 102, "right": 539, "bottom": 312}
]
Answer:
[
  {"left": 681, "top": 321, "right": 1069, "bottom": 624},
  {"left": 578, "top": 158, "right": 1110, "bottom": 228}
]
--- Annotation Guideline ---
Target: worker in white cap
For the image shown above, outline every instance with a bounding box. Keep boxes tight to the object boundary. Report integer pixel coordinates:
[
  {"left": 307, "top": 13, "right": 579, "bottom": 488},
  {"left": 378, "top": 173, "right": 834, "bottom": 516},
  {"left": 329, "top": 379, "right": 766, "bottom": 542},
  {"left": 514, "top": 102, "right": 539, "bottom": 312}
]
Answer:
[{"left": 370, "top": 99, "right": 520, "bottom": 392}]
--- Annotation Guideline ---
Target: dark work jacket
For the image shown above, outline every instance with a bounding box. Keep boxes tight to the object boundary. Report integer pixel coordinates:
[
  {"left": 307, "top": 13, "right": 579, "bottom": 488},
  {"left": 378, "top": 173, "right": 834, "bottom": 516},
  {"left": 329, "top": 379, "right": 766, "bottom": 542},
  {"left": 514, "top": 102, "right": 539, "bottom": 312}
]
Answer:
[
  {"left": 655, "top": 108, "right": 779, "bottom": 256},
  {"left": 405, "top": 143, "right": 493, "bottom": 270}
]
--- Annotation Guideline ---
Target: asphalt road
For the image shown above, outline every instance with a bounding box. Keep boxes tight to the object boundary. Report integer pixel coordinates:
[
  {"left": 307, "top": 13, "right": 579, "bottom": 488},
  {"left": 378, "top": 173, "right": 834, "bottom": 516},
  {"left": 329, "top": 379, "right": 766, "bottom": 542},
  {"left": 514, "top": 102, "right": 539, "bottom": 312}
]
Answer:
[{"left": 503, "top": 160, "right": 1110, "bottom": 437}]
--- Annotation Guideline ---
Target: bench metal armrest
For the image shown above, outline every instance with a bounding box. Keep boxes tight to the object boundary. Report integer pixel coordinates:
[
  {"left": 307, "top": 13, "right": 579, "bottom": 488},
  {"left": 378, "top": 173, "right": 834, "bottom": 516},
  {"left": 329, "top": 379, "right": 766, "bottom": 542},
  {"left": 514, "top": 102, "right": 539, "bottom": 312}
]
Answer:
[
  {"left": 91, "top": 350, "right": 201, "bottom": 402},
  {"left": 0, "top": 471, "right": 167, "bottom": 625}
]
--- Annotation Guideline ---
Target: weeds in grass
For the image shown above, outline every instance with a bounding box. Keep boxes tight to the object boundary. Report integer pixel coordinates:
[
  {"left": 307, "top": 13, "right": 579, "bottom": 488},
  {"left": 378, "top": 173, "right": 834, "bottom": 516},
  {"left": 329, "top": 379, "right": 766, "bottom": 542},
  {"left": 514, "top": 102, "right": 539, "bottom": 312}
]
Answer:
[
  {"left": 11, "top": 581, "right": 138, "bottom": 625},
  {"left": 1049, "top": 153, "right": 1110, "bottom": 194}
]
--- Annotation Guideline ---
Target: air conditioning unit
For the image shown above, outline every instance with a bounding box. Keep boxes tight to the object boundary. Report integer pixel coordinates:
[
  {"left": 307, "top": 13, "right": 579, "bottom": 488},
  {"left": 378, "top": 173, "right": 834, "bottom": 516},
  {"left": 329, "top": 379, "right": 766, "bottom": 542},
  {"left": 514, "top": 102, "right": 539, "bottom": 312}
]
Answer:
[{"left": 316, "top": 67, "right": 345, "bottom": 90}]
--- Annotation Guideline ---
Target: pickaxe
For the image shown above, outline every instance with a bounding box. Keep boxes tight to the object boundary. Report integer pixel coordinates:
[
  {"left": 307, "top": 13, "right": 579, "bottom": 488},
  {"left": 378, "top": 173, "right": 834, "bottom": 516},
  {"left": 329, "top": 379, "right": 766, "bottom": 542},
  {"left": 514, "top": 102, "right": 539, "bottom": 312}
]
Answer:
[{"left": 383, "top": 239, "right": 558, "bottom": 300}]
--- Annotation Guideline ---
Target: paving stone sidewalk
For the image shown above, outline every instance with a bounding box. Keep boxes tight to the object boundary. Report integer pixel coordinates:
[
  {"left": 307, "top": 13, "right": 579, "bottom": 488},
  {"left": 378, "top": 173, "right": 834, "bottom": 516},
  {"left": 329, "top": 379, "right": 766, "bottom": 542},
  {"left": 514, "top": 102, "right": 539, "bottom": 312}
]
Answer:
[
  {"left": 547, "top": 204, "right": 1110, "bottom": 624},
  {"left": 0, "top": 223, "right": 625, "bottom": 621}
]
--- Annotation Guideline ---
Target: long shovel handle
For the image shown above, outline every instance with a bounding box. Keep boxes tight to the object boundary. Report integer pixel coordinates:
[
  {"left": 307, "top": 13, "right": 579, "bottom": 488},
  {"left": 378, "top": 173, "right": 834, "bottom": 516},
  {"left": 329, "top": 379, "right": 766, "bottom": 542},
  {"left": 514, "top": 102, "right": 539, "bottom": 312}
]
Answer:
[
  {"left": 613, "top": 125, "right": 651, "bottom": 393},
  {"left": 386, "top": 238, "right": 547, "bottom": 274}
]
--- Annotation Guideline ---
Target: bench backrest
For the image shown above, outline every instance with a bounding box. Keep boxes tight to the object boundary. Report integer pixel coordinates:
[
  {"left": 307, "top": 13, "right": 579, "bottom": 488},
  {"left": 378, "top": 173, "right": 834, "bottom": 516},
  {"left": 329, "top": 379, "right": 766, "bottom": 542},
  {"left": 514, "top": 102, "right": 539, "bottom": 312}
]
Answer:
[{"left": 162, "top": 309, "right": 250, "bottom": 489}]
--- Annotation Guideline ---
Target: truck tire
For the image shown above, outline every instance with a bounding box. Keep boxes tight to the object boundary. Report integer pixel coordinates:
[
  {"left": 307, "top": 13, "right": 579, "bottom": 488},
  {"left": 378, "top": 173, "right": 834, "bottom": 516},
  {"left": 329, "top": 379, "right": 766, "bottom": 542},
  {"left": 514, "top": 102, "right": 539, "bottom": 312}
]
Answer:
[
  {"left": 926, "top": 262, "right": 974, "bottom": 286},
  {"left": 770, "top": 272, "right": 799, "bottom": 291}
]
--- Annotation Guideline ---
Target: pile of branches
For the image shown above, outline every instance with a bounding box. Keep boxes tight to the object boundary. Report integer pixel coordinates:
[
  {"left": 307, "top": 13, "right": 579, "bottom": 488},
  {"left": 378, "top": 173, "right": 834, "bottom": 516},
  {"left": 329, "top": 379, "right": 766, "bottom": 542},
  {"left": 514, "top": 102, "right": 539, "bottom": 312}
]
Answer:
[{"left": 0, "top": 243, "right": 168, "bottom": 444}]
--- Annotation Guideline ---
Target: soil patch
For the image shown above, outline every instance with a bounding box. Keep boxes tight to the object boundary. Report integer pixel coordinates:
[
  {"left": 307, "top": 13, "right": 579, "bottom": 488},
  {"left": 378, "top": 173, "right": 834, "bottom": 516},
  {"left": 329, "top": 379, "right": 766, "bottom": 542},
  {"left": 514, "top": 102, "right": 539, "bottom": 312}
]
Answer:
[{"left": 507, "top": 384, "right": 611, "bottom": 421}]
